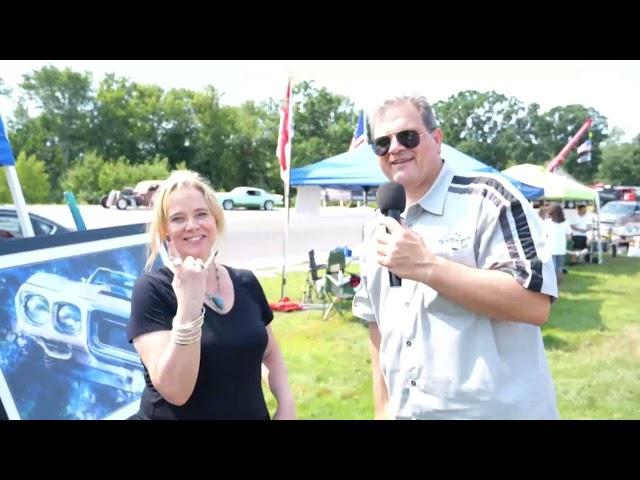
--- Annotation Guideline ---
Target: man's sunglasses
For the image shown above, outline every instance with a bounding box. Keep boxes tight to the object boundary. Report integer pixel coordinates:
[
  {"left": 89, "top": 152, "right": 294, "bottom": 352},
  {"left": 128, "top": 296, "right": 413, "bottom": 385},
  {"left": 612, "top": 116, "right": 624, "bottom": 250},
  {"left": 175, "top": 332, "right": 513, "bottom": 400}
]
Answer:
[{"left": 372, "top": 128, "right": 436, "bottom": 156}]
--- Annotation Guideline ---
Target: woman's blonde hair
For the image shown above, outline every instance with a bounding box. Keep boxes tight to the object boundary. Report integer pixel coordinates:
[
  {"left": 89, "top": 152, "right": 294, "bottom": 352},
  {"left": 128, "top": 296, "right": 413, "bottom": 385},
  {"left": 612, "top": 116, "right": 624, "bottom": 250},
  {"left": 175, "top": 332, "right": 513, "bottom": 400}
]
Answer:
[{"left": 145, "top": 170, "right": 225, "bottom": 271}]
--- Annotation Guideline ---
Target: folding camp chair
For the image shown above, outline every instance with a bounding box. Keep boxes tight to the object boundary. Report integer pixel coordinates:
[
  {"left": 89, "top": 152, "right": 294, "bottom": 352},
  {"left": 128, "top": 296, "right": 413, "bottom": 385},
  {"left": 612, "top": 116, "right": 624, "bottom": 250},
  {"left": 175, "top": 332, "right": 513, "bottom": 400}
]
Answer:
[
  {"left": 318, "top": 248, "right": 360, "bottom": 320},
  {"left": 302, "top": 249, "right": 327, "bottom": 305}
]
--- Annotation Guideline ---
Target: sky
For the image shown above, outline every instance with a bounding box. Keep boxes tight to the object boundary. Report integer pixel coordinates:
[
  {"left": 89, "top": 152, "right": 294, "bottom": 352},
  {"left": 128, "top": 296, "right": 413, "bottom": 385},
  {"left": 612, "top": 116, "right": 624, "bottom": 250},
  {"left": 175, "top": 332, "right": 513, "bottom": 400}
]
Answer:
[{"left": 1, "top": 60, "right": 639, "bottom": 141}]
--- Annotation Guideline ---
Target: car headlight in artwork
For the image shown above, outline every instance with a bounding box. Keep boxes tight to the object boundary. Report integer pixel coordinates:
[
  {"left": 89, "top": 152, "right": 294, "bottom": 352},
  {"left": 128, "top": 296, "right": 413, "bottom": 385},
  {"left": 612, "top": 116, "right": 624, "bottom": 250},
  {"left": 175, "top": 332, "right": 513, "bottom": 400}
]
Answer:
[
  {"left": 24, "top": 294, "right": 50, "bottom": 326},
  {"left": 54, "top": 303, "right": 82, "bottom": 335}
]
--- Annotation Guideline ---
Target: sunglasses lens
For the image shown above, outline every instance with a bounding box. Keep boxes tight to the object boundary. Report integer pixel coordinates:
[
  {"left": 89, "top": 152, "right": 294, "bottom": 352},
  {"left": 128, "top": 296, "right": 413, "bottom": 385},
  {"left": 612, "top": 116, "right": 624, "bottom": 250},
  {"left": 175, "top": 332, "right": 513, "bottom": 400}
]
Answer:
[
  {"left": 397, "top": 130, "right": 420, "bottom": 149},
  {"left": 373, "top": 130, "right": 423, "bottom": 155},
  {"left": 373, "top": 137, "right": 391, "bottom": 156}
]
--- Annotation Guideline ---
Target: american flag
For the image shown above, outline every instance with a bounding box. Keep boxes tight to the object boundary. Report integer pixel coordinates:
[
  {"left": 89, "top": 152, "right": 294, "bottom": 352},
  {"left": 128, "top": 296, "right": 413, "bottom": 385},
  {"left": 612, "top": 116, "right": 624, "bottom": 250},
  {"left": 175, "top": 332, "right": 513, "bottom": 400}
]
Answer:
[
  {"left": 576, "top": 138, "right": 592, "bottom": 163},
  {"left": 276, "top": 78, "right": 293, "bottom": 184},
  {"left": 349, "top": 110, "right": 367, "bottom": 151},
  {"left": 0, "top": 113, "right": 15, "bottom": 167}
]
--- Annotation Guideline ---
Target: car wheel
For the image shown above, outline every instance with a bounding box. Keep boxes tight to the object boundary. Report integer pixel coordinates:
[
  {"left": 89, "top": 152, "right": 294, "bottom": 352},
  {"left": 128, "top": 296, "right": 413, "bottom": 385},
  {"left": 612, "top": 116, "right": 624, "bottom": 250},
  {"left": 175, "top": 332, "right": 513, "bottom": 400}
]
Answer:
[
  {"left": 116, "top": 198, "right": 129, "bottom": 210},
  {"left": 100, "top": 195, "right": 109, "bottom": 208},
  {"left": 264, "top": 200, "right": 274, "bottom": 210},
  {"left": 223, "top": 200, "right": 234, "bottom": 210}
]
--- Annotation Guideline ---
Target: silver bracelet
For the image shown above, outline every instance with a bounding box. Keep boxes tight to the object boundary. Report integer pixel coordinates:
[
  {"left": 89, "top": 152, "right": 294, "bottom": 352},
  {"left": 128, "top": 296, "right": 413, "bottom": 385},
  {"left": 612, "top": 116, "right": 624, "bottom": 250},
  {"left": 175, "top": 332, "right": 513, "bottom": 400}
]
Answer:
[{"left": 171, "top": 307, "right": 205, "bottom": 345}]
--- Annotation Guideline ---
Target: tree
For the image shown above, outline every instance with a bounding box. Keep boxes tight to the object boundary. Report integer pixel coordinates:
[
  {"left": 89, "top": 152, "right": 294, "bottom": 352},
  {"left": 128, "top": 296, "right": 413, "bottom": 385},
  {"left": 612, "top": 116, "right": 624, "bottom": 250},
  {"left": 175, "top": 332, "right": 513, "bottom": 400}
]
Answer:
[
  {"left": 602, "top": 127, "right": 626, "bottom": 146},
  {"left": 18, "top": 66, "right": 95, "bottom": 176},
  {"left": 289, "top": 81, "right": 355, "bottom": 168},
  {"left": 93, "top": 74, "right": 165, "bottom": 164},
  {"left": 0, "top": 77, "right": 11, "bottom": 96},
  {"left": 434, "top": 90, "right": 537, "bottom": 170},
  {"left": 598, "top": 143, "right": 640, "bottom": 185},
  {"left": 535, "top": 104, "right": 608, "bottom": 183},
  {"left": 61, "top": 151, "right": 107, "bottom": 204},
  {"left": 189, "top": 86, "right": 232, "bottom": 190},
  {"left": 0, "top": 152, "right": 50, "bottom": 203}
]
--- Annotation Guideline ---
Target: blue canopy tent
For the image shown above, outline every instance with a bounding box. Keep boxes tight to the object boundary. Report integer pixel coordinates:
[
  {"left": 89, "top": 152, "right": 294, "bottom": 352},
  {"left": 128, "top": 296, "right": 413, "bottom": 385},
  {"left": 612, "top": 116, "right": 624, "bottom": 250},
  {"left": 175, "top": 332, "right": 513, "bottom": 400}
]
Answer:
[{"left": 290, "top": 144, "right": 543, "bottom": 200}]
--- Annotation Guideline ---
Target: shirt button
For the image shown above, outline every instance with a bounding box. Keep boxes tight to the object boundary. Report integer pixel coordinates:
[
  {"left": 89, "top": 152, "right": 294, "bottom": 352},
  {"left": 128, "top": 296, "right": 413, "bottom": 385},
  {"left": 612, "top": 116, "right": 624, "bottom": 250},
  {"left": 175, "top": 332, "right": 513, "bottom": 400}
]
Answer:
[
  {"left": 406, "top": 340, "right": 412, "bottom": 347},
  {"left": 410, "top": 380, "right": 416, "bottom": 386},
  {"left": 404, "top": 302, "right": 410, "bottom": 307}
]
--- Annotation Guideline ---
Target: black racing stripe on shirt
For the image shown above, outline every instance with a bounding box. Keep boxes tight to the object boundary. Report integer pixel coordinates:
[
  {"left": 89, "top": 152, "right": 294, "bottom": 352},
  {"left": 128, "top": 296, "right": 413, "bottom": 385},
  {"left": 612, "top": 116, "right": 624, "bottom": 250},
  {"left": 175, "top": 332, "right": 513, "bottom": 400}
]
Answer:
[
  {"left": 448, "top": 185, "right": 529, "bottom": 286},
  {"left": 449, "top": 176, "right": 543, "bottom": 292}
]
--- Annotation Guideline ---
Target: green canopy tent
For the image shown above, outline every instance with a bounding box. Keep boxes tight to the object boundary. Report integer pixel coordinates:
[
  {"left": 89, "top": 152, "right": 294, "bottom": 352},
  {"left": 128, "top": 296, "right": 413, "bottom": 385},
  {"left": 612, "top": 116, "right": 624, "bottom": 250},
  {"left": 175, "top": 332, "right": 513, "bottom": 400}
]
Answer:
[
  {"left": 502, "top": 164, "right": 596, "bottom": 201},
  {"left": 502, "top": 164, "right": 602, "bottom": 263}
]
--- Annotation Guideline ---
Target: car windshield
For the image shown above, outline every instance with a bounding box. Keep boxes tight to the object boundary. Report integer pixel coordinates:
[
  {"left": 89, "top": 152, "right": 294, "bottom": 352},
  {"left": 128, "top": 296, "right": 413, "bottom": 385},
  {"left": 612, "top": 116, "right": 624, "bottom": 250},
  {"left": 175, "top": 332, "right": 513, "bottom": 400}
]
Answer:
[
  {"left": 90, "top": 270, "right": 135, "bottom": 289},
  {"left": 601, "top": 203, "right": 636, "bottom": 215}
]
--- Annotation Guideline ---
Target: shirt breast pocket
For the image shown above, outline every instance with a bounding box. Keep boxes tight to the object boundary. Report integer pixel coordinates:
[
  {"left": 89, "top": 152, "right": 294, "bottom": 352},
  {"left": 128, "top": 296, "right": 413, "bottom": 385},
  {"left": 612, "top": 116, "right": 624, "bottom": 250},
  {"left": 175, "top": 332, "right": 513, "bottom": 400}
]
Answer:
[{"left": 433, "top": 243, "right": 476, "bottom": 268}]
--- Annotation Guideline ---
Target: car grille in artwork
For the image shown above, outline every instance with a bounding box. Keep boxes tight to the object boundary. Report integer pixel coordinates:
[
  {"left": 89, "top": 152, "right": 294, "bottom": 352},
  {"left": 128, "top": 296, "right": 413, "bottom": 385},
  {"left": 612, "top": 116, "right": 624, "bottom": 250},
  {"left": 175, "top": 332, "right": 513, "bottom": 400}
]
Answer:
[{"left": 88, "top": 310, "right": 139, "bottom": 366}]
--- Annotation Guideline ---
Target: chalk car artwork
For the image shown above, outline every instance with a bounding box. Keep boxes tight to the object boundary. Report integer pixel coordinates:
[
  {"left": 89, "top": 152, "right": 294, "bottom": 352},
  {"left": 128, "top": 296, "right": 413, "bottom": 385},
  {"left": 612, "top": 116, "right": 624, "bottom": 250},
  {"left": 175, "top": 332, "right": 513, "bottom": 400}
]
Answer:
[{"left": 14, "top": 267, "right": 144, "bottom": 393}]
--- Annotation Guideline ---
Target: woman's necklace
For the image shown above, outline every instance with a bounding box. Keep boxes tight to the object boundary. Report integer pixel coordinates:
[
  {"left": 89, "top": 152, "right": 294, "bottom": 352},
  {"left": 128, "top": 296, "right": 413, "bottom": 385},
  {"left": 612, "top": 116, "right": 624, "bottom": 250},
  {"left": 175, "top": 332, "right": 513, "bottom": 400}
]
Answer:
[{"left": 206, "top": 252, "right": 225, "bottom": 313}]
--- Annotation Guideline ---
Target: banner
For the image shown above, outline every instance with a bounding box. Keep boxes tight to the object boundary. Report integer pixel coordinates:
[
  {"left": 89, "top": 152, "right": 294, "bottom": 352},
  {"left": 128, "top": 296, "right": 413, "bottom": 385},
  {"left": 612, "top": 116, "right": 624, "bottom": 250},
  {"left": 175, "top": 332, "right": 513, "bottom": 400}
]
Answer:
[
  {"left": 0, "top": 113, "right": 15, "bottom": 167},
  {"left": 0, "top": 224, "right": 154, "bottom": 420}
]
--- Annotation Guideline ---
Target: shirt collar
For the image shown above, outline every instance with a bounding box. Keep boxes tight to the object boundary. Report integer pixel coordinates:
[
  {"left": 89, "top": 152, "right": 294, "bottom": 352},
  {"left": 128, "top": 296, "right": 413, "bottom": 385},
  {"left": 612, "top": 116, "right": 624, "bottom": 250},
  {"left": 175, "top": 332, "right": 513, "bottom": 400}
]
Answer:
[{"left": 414, "top": 159, "right": 455, "bottom": 216}]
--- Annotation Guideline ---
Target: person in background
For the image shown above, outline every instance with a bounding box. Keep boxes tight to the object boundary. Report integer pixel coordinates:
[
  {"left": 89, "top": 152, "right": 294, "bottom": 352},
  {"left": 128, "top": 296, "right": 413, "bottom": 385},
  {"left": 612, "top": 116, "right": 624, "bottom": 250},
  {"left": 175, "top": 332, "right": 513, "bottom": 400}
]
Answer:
[
  {"left": 544, "top": 202, "right": 572, "bottom": 284},
  {"left": 127, "top": 170, "right": 295, "bottom": 420},
  {"left": 570, "top": 204, "right": 591, "bottom": 262}
]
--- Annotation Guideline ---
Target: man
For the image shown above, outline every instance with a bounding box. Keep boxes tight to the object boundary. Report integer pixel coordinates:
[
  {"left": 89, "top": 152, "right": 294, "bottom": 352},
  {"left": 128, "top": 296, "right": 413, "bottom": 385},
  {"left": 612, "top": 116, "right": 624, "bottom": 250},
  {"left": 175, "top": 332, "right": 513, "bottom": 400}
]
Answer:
[
  {"left": 570, "top": 204, "right": 591, "bottom": 259},
  {"left": 352, "top": 96, "right": 559, "bottom": 419}
]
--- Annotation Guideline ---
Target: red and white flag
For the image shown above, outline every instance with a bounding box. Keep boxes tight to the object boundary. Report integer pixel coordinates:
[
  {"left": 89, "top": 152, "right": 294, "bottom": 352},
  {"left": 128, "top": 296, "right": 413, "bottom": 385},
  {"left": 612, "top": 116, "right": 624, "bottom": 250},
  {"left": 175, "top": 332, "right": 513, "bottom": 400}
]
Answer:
[{"left": 276, "top": 78, "right": 293, "bottom": 184}]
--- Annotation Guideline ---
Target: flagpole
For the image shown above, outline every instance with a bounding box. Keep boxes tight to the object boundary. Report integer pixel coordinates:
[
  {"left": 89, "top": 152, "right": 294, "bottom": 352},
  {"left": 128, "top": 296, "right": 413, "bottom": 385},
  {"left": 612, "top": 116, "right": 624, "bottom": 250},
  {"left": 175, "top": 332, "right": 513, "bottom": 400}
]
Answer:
[
  {"left": 280, "top": 178, "right": 290, "bottom": 299},
  {"left": 4, "top": 166, "right": 35, "bottom": 237},
  {"left": 277, "top": 77, "right": 293, "bottom": 300}
]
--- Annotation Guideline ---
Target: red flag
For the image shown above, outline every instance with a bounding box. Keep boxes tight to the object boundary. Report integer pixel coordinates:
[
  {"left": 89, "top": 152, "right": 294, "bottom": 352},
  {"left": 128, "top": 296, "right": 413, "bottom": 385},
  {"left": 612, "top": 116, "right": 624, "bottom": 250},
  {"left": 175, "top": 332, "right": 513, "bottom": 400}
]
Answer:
[{"left": 277, "top": 79, "right": 293, "bottom": 183}]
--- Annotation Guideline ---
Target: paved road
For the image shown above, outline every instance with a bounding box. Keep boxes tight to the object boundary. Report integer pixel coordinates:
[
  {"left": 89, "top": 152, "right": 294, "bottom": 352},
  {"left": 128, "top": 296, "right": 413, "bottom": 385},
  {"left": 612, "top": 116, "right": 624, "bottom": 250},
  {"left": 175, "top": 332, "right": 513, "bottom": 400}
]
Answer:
[{"left": 26, "top": 205, "right": 375, "bottom": 273}]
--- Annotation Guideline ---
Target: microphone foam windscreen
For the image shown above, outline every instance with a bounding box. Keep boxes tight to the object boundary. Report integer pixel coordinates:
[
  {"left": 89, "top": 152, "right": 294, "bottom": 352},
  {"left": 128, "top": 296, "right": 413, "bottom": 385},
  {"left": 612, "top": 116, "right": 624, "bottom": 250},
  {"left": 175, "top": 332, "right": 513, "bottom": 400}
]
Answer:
[{"left": 376, "top": 182, "right": 406, "bottom": 215}]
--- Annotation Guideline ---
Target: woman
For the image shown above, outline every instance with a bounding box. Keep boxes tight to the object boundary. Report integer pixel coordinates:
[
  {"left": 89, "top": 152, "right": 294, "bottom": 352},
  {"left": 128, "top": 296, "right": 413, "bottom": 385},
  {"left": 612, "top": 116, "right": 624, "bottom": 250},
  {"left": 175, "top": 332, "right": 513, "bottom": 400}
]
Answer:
[
  {"left": 127, "top": 170, "right": 295, "bottom": 419},
  {"left": 543, "top": 202, "right": 572, "bottom": 285}
]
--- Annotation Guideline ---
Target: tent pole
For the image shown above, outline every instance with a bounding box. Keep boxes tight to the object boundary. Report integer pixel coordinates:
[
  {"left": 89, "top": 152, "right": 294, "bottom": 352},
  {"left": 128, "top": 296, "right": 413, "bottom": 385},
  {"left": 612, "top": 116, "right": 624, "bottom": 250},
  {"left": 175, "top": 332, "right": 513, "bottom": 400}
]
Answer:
[{"left": 595, "top": 193, "right": 603, "bottom": 264}]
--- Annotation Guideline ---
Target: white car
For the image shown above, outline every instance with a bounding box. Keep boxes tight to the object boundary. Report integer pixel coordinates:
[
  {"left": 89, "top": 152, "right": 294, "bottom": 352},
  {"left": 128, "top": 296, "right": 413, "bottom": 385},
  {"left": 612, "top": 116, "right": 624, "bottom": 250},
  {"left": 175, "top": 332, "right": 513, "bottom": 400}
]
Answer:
[{"left": 14, "top": 267, "right": 144, "bottom": 393}]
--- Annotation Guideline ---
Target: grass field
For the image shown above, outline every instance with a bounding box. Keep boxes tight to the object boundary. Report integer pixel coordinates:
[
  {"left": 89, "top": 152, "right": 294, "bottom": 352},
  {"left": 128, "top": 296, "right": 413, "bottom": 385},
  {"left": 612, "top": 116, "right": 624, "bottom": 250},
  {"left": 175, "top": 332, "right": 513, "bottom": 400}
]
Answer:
[{"left": 257, "top": 255, "right": 640, "bottom": 419}]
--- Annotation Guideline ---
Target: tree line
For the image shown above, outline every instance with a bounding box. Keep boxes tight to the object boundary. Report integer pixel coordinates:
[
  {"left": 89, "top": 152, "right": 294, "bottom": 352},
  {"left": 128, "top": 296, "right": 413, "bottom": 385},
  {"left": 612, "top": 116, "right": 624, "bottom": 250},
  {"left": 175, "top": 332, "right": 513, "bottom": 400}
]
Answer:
[{"left": 0, "top": 67, "right": 638, "bottom": 204}]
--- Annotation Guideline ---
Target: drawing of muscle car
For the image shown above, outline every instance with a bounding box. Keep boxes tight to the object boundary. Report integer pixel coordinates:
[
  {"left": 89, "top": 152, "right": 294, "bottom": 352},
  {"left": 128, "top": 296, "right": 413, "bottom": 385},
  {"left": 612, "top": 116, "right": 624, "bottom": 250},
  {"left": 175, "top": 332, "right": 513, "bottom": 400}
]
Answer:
[{"left": 14, "top": 268, "right": 144, "bottom": 393}]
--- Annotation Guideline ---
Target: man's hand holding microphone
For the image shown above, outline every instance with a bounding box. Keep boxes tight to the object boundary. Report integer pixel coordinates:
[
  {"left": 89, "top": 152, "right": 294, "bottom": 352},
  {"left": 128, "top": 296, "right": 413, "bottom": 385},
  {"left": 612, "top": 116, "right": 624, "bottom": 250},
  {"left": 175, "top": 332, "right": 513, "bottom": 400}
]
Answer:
[{"left": 375, "top": 182, "right": 437, "bottom": 286}]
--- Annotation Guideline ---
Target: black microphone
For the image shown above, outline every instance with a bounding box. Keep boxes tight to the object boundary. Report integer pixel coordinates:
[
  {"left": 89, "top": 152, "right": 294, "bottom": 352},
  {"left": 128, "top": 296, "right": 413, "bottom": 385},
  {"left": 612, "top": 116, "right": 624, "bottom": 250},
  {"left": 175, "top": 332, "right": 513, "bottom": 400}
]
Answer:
[{"left": 376, "top": 182, "right": 406, "bottom": 288}]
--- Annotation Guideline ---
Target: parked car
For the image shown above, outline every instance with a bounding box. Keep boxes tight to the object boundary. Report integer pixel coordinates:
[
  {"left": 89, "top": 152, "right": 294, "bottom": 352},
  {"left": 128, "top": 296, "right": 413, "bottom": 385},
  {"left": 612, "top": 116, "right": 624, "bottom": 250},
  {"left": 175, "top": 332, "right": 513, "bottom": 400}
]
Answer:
[
  {"left": 606, "top": 212, "right": 640, "bottom": 256},
  {"left": 14, "top": 267, "right": 144, "bottom": 393},
  {"left": 101, "top": 180, "right": 163, "bottom": 210},
  {"left": 215, "top": 187, "right": 283, "bottom": 210},
  {"left": 0, "top": 207, "right": 72, "bottom": 239},
  {"left": 599, "top": 201, "right": 640, "bottom": 227}
]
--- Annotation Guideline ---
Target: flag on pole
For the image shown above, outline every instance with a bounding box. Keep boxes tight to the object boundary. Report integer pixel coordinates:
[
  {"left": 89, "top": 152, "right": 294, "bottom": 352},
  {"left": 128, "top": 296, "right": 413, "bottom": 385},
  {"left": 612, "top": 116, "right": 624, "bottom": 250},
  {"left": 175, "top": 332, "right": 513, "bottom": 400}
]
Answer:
[
  {"left": 0, "top": 113, "right": 16, "bottom": 167},
  {"left": 576, "top": 138, "right": 592, "bottom": 163},
  {"left": 547, "top": 118, "right": 592, "bottom": 172},
  {"left": 276, "top": 78, "right": 293, "bottom": 184},
  {"left": 349, "top": 110, "right": 367, "bottom": 151}
]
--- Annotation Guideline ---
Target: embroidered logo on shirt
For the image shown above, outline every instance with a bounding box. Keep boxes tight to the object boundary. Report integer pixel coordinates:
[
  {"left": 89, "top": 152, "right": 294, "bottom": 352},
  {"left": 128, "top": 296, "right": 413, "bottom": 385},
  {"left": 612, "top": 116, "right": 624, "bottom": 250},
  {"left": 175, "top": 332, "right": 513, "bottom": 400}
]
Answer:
[{"left": 438, "top": 232, "right": 471, "bottom": 251}]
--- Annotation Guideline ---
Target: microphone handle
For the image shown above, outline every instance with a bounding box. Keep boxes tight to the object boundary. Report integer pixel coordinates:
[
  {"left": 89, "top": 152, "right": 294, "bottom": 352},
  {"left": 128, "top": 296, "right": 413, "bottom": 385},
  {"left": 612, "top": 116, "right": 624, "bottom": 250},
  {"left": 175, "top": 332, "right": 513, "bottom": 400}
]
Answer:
[{"left": 386, "top": 209, "right": 402, "bottom": 287}]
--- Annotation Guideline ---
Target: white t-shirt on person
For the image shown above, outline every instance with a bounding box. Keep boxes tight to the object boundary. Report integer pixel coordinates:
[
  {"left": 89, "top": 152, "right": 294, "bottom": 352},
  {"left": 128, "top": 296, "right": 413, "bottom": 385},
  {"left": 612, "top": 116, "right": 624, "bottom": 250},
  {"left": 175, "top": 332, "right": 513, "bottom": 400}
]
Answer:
[
  {"left": 570, "top": 214, "right": 591, "bottom": 237},
  {"left": 544, "top": 219, "right": 572, "bottom": 255}
]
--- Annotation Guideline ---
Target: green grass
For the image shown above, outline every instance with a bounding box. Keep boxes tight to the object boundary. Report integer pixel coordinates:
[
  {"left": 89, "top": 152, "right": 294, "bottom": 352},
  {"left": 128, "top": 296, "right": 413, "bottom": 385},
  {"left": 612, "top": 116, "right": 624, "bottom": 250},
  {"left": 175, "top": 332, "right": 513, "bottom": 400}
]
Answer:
[
  {"left": 258, "top": 256, "right": 640, "bottom": 419},
  {"left": 260, "top": 271, "right": 372, "bottom": 419},
  {"left": 543, "top": 256, "right": 640, "bottom": 419}
]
